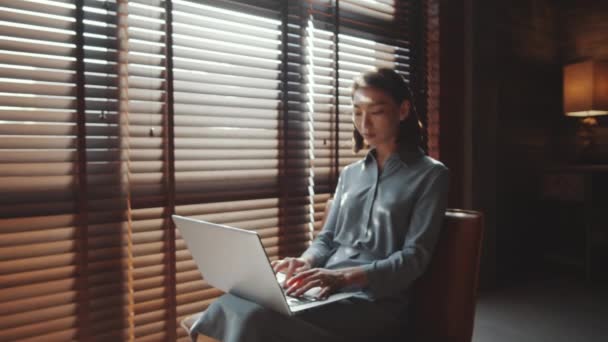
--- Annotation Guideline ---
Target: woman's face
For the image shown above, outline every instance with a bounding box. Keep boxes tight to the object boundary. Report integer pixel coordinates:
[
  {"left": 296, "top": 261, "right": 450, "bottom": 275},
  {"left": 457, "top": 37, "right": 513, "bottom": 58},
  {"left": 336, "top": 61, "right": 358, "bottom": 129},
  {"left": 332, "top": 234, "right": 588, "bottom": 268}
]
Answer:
[{"left": 352, "top": 87, "right": 409, "bottom": 148}]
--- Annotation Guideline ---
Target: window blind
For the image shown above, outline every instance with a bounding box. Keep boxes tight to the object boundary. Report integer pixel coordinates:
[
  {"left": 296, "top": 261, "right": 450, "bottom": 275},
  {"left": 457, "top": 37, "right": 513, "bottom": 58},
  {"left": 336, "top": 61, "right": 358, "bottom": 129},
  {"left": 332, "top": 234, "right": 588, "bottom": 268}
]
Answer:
[
  {"left": 168, "top": 0, "right": 312, "bottom": 340},
  {"left": 81, "top": 0, "right": 128, "bottom": 340},
  {"left": 0, "top": 0, "right": 427, "bottom": 340},
  {"left": 118, "top": 0, "right": 178, "bottom": 340},
  {"left": 0, "top": 0, "right": 87, "bottom": 340}
]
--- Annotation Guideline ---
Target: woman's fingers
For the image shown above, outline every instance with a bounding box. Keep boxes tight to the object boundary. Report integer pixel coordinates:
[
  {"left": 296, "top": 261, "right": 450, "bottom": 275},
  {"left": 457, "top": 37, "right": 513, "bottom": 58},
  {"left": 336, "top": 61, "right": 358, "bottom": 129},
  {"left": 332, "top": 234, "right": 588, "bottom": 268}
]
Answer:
[
  {"left": 316, "top": 286, "right": 331, "bottom": 300},
  {"left": 271, "top": 259, "right": 284, "bottom": 273},
  {"left": 285, "top": 269, "right": 319, "bottom": 294},
  {"left": 285, "top": 268, "right": 316, "bottom": 287},
  {"left": 287, "top": 278, "right": 323, "bottom": 297},
  {"left": 272, "top": 258, "right": 316, "bottom": 289},
  {"left": 294, "top": 265, "right": 309, "bottom": 274},
  {"left": 285, "top": 259, "right": 299, "bottom": 282},
  {"left": 273, "top": 258, "right": 295, "bottom": 273}
]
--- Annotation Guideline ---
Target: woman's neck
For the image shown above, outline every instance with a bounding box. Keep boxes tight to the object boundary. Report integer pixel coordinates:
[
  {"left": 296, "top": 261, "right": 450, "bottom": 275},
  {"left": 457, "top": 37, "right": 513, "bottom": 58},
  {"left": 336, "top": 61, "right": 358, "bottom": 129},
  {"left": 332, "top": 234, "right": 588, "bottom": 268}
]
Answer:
[{"left": 374, "top": 141, "right": 399, "bottom": 171}]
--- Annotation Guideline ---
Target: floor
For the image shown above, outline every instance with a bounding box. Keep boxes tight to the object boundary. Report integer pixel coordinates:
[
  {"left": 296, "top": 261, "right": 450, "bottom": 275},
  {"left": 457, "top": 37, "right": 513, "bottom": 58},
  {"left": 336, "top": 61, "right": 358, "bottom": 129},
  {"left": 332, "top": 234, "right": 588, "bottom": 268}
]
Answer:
[{"left": 472, "top": 273, "right": 608, "bottom": 342}]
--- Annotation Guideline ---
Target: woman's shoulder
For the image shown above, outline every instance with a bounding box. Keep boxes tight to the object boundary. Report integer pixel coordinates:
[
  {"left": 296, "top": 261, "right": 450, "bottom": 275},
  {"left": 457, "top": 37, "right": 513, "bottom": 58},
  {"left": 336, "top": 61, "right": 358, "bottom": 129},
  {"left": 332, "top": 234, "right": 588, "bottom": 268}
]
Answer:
[
  {"left": 340, "top": 158, "right": 364, "bottom": 176},
  {"left": 418, "top": 155, "right": 449, "bottom": 177}
]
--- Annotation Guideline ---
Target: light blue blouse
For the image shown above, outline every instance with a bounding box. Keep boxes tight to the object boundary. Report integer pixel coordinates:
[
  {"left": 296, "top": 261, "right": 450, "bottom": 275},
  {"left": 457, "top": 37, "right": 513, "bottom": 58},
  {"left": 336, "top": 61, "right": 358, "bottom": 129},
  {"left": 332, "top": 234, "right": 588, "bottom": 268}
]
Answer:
[{"left": 301, "top": 146, "right": 450, "bottom": 312}]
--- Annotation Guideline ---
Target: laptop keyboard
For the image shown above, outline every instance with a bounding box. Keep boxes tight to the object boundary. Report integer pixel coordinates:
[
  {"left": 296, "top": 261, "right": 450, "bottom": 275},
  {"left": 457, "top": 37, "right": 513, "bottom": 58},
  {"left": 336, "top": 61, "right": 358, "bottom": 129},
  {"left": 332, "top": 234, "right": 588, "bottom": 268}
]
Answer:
[{"left": 284, "top": 291, "right": 322, "bottom": 306}]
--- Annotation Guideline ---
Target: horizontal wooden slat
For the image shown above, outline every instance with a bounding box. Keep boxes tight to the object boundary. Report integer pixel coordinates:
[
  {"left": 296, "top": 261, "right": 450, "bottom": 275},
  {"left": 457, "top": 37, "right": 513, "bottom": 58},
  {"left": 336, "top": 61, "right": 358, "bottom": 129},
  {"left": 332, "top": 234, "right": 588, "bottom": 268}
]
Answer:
[
  {"left": 172, "top": 57, "right": 278, "bottom": 80},
  {"left": 173, "top": 34, "right": 280, "bottom": 61},
  {"left": 1, "top": 290, "right": 78, "bottom": 317},
  {"left": 0, "top": 302, "right": 77, "bottom": 331},
  {"left": 0, "top": 252, "right": 76, "bottom": 275},
  {"left": 172, "top": 69, "right": 279, "bottom": 89},
  {"left": 172, "top": 23, "right": 279, "bottom": 51},
  {"left": 16, "top": 328, "right": 78, "bottom": 342},
  {"left": 172, "top": 1, "right": 280, "bottom": 31},
  {"left": 0, "top": 316, "right": 76, "bottom": 342},
  {"left": 133, "top": 320, "right": 168, "bottom": 341},
  {"left": 172, "top": 81, "right": 278, "bottom": 99}
]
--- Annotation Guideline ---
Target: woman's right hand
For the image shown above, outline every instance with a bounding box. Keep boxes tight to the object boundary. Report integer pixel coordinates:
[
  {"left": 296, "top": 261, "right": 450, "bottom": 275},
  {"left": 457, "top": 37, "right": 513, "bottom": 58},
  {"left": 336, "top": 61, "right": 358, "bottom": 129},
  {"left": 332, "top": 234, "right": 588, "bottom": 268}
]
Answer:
[{"left": 271, "top": 257, "right": 313, "bottom": 287}]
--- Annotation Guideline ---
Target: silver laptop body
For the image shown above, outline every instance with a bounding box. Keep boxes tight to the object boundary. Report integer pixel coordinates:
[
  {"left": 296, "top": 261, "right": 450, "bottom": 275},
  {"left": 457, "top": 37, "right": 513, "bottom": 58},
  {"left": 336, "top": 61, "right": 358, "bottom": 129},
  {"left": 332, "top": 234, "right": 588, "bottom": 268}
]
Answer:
[{"left": 172, "top": 215, "right": 356, "bottom": 316}]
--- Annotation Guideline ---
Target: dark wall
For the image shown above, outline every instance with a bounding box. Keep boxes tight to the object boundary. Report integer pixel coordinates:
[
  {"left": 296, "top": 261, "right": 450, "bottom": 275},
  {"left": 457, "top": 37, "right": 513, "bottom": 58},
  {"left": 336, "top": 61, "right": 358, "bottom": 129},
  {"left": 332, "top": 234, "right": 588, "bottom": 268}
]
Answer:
[
  {"left": 559, "top": 0, "right": 608, "bottom": 62},
  {"left": 438, "top": 0, "right": 608, "bottom": 286},
  {"left": 494, "top": 0, "right": 562, "bottom": 280},
  {"left": 476, "top": 0, "right": 608, "bottom": 282},
  {"left": 439, "top": 0, "right": 467, "bottom": 209},
  {"left": 439, "top": 0, "right": 499, "bottom": 288},
  {"left": 470, "top": 0, "right": 498, "bottom": 288}
]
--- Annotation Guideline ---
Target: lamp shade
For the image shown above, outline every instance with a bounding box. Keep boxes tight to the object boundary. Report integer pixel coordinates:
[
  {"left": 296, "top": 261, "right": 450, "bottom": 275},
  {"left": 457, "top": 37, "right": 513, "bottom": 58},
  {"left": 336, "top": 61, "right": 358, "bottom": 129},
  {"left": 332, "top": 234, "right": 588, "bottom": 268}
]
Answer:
[{"left": 563, "top": 60, "right": 608, "bottom": 117}]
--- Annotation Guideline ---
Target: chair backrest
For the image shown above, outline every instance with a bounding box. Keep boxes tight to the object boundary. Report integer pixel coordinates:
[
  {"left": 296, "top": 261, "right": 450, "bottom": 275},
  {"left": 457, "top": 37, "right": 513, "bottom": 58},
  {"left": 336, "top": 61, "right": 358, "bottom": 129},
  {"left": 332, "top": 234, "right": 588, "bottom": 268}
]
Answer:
[
  {"left": 411, "top": 209, "right": 484, "bottom": 342},
  {"left": 320, "top": 200, "right": 484, "bottom": 342}
]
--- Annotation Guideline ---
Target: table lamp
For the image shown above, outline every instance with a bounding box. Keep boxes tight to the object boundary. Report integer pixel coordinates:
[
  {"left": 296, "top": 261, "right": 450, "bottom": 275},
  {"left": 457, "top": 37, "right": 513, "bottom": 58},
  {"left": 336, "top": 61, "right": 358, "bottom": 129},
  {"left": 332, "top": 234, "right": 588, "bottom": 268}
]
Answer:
[{"left": 563, "top": 60, "right": 608, "bottom": 158}]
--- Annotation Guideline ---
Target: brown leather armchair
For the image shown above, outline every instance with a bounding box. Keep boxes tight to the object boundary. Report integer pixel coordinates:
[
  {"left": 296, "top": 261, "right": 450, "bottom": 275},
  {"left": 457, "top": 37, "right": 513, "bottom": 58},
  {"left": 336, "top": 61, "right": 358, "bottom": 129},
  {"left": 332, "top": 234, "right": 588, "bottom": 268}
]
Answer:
[{"left": 411, "top": 209, "right": 484, "bottom": 342}]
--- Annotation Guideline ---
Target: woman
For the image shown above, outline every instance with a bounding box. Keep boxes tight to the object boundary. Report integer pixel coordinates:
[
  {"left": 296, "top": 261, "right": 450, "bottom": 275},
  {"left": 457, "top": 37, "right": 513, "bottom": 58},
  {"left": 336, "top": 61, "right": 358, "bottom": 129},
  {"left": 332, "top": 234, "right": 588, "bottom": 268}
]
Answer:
[{"left": 190, "top": 68, "right": 450, "bottom": 342}]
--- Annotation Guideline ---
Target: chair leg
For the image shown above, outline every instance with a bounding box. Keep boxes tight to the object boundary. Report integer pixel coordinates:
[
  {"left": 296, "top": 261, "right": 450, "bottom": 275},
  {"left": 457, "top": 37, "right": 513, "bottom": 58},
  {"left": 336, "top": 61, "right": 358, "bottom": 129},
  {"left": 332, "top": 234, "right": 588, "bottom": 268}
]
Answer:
[{"left": 180, "top": 311, "right": 205, "bottom": 342}]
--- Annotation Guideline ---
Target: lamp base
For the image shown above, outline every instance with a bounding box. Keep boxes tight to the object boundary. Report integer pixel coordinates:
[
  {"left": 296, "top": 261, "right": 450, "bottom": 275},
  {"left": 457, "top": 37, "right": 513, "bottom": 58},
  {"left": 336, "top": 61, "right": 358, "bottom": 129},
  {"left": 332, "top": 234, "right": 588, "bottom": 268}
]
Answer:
[{"left": 573, "top": 117, "right": 606, "bottom": 163}]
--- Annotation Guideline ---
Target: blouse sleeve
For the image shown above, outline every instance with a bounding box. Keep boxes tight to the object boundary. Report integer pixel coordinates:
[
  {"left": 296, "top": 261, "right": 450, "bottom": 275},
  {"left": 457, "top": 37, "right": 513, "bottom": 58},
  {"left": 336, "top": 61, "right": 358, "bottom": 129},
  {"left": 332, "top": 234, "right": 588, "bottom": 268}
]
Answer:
[
  {"left": 300, "top": 168, "right": 347, "bottom": 267},
  {"left": 362, "top": 166, "right": 450, "bottom": 298}
]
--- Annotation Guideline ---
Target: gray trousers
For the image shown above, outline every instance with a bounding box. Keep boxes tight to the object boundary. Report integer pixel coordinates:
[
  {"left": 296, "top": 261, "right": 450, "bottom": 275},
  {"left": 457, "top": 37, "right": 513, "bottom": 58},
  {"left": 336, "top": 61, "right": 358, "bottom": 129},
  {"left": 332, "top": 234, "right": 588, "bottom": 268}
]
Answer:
[{"left": 191, "top": 294, "right": 408, "bottom": 342}]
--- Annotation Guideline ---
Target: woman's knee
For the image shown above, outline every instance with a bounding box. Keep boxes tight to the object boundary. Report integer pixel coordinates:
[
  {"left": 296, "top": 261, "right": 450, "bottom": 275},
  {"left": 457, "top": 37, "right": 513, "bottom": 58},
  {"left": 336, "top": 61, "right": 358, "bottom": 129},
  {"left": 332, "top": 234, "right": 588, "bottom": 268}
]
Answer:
[
  {"left": 209, "top": 294, "right": 275, "bottom": 332},
  {"left": 239, "top": 301, "right": 274, "bottom": 330}
]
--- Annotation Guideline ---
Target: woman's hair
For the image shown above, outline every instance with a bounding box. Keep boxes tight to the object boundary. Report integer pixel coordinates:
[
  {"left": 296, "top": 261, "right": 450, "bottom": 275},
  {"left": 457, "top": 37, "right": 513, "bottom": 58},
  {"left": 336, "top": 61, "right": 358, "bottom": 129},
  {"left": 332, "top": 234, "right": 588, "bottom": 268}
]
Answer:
[{"left": 351, "top": 68, "right": 427, "bottom": 154}]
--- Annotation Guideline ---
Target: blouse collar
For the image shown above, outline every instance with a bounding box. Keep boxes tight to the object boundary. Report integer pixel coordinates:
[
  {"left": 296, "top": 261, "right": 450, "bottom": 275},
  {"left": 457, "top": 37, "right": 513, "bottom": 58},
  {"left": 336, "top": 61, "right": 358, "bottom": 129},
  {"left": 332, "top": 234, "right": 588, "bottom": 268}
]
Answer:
[{"left": 364, "top": 145, "right": 425, "bottom": 167}]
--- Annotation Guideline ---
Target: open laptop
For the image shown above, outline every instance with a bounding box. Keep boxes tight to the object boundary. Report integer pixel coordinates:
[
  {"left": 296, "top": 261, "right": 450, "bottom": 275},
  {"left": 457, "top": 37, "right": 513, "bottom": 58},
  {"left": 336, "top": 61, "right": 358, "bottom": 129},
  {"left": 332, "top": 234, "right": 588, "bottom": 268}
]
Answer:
[{"left": 172, "top": 215, "right": 357, "bottom": 316}]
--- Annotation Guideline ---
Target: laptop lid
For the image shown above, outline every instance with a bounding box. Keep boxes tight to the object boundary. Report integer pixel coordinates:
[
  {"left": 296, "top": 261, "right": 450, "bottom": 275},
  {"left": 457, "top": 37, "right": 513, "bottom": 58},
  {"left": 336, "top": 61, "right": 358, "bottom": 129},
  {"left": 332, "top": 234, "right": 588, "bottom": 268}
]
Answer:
[{"left": 172, "top": 215, "right": 293, "bottom": 315}]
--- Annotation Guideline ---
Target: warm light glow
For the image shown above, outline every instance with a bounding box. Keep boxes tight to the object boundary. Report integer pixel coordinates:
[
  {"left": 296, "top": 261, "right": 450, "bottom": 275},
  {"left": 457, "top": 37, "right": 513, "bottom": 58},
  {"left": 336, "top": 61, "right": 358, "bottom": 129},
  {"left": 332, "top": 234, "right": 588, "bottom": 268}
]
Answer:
[
  {"left": 565, "top": 110, "right": 608, "bottom": 117},
  {"left": 564, "top": 60, "right": 608, "bottom": 117}
]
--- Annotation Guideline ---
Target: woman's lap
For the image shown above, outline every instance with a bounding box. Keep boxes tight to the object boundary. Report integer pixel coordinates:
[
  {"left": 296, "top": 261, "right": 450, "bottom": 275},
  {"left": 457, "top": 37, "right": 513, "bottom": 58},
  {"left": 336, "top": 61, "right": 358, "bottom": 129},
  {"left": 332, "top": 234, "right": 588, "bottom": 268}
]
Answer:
[{"left": 192, "top": 293, "right": 406, "bottom": 342}]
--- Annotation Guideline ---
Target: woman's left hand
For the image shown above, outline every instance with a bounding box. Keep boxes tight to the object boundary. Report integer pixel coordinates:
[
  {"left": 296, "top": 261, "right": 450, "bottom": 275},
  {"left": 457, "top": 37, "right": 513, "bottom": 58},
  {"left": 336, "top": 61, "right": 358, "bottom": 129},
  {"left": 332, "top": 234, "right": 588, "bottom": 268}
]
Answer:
[{"left": 284, "top": 268, "right": 346, "bottom": 299}]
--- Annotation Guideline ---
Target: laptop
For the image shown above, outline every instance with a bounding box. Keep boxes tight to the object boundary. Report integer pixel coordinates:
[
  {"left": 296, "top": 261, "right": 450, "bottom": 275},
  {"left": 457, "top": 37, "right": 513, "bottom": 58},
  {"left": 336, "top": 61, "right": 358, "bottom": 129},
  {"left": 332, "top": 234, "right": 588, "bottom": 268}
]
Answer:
[{"left": 172, "top": 215, "right": 357, "bottom": 316}]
